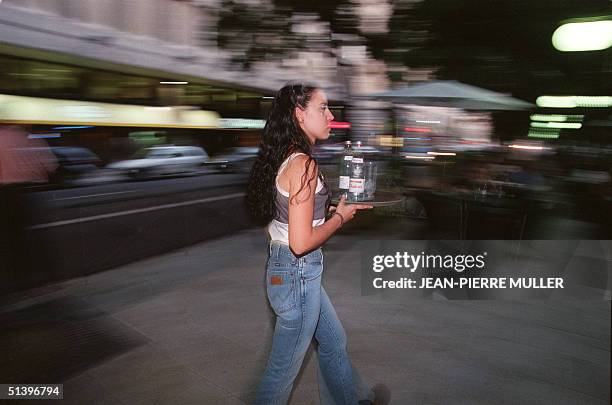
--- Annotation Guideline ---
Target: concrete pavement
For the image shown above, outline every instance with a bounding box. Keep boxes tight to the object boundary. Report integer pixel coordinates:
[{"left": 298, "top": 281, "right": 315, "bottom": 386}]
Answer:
[{"left": 0, "top": 215, "right": 610, "bottom": 404}]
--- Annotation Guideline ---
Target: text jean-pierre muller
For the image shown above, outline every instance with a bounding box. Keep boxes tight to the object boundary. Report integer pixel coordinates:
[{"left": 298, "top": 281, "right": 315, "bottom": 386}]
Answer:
[{"left": 372, "top": 277, "right": 564, "bottom": 289}]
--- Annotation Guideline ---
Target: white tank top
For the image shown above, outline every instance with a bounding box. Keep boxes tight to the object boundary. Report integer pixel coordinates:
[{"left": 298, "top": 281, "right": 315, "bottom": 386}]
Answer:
[{"left": 267, "top": 153, "right": 328, "bottom": 243}]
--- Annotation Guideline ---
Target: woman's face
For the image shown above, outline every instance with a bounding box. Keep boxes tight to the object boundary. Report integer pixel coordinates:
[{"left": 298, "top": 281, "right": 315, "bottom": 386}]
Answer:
[{"left": 296, "top": 89, "right": 334, "bottom": 144}]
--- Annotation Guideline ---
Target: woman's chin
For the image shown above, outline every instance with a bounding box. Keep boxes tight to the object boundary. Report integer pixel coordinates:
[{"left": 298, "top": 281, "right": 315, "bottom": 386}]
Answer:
[{"left": 312, "top": 130, "right": 331, "bottom": 144}]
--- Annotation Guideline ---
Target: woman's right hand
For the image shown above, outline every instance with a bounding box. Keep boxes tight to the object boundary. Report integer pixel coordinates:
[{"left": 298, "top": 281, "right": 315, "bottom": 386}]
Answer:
[{"left": 334, "top": 195, "right": 373, "bottom": 224}]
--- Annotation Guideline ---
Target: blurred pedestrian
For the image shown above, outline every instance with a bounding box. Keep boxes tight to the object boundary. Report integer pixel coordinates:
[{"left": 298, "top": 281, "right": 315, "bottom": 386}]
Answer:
[
  {"left": 0, "top": 125, "right": 57, "bottom": 185},
  {"left": 246, "top": 83, "right": 389, "bottom": 404},
  {"left": 0, "top": 125, "right": 57, "bottom": 292}
]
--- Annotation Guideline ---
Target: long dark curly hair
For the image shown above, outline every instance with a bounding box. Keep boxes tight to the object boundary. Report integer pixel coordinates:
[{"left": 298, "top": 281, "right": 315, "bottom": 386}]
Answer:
[{"left": 246, "top": 83, "right": 320, "bottom": 225}]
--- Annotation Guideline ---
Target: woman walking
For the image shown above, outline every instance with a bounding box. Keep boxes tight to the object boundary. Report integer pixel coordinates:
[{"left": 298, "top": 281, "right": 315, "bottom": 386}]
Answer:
[{"left": 246, "top": 83, "right": 389, "bottom": 405}]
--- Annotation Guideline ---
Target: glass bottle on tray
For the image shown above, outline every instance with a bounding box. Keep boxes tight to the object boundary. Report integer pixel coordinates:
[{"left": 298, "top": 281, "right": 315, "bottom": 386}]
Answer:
[
  {"left": 348, "top": 141, "right": 365, "bottom": 201},
  {"left": 338, "top": 141, "right": 352, "bottom": 198}
]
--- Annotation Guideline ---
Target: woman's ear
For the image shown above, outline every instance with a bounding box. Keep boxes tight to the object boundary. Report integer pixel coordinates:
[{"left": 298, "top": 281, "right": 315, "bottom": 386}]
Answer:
[{"left": 294, "top": 107, "right": 305, "bottom": 125}]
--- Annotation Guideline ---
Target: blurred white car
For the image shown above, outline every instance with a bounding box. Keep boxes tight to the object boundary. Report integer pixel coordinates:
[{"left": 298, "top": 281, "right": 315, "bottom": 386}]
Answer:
[
  {"left": 208, "top": 146, "right": 259, "bottom": 173},
  {"left": 107, "top": 146, "right": 209, "bottom": 178}
]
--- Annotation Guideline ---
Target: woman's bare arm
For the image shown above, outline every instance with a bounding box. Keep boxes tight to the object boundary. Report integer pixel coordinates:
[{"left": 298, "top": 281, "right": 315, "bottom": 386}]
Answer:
[{"left": 285, "top": 155, "right": 371, "bottom": 255}]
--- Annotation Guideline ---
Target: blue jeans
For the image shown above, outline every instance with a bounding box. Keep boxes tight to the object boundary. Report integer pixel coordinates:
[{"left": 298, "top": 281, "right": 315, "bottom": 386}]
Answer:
[{"left": 253, "top": 242, "right": 372, "bottom": 405}]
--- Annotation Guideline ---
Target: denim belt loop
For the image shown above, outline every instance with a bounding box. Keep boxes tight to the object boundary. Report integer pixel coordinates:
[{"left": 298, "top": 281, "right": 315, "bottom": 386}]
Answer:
[{"left": 269, "top": 241, "right": 280, "bottom": 260}]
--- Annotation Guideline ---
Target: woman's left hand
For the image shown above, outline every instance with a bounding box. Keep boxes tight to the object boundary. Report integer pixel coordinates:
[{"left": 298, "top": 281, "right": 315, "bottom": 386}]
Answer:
[{"left": 334, "top": 195, "right": 373, "bottom": 224}]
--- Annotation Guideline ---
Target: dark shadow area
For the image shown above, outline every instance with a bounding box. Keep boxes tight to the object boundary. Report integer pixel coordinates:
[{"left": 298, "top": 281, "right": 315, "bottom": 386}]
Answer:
[{"left": 0, "top": 297, "right": 148, "bottom": 383}]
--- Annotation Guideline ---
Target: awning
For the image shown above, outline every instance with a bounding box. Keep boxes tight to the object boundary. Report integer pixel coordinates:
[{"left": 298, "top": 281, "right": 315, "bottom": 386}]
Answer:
[{"left": 0, "top": 94, "right": 220, "bottom": 128}]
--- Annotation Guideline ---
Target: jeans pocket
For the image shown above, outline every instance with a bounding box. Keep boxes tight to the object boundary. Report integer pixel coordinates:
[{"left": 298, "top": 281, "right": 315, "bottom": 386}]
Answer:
[
  {"left": 266, "top": 268, "right": 297, "bottom": 315},
  {"left": 308, "top": 250, "right": 323, "bottom": 266},
  {"left": 302, "top": 262, "right": 323, "bottom": 281}
]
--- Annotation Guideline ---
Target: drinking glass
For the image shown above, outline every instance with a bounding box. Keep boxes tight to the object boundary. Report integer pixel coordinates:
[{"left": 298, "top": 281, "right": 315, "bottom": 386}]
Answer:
[{"left": 364, "top": 161, "right": 377, "bottom": 200}]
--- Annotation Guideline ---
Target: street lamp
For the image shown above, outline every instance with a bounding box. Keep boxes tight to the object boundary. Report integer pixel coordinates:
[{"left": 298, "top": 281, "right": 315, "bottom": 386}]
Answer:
[{"left": 552, "top": 19, "right": 612, "bottom": 52}]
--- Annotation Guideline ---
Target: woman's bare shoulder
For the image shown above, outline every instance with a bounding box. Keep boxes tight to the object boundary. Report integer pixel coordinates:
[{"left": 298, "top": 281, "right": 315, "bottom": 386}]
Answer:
[{"left": 285, "top": 154, "right": 317, "bottom": 177}]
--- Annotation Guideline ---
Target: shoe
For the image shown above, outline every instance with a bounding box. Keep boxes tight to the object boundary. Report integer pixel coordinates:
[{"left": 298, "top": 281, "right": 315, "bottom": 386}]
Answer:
[{"left": 372, "top": 383, "right": 391, "bottom": 405}]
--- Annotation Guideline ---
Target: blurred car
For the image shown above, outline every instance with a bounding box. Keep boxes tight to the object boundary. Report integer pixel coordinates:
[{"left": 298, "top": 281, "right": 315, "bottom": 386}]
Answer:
[
  {"left": 208, "top": 146, "right": 259, "bottom": 173},
  {"left": 313, "top": 144, "right": 345, "bottom": 162},
  {"left": 106, "top": 145, "right": 209, "bottom": 179},
  {"left": 44, "top": 146, "right": 102, "bottom": 185}
]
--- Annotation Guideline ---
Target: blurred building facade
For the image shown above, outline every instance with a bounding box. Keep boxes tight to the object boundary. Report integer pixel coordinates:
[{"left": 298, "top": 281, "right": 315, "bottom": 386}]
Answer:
[
  {"left": 0, "top": 0, "right": 420, "bottom": 142},
  {"left": 1, "top": 0, "right": 214, "bottom": 46},
  {"left": 0, "top": 0, "right": 264, "bottom": 95}
]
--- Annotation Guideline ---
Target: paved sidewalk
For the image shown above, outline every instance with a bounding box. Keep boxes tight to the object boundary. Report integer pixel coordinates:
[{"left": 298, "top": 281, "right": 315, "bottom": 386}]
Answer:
[{"left": 1, "top": 217, "right": 610, "bottom": 404}]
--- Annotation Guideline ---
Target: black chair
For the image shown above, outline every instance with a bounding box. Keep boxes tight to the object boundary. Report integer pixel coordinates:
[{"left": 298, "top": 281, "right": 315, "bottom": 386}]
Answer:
[
  {"left": 464, "top": 199, "right": 527, "bottom": 240},
  {"left": 417, "top": 192, "right": 465, "bottom": 239}
]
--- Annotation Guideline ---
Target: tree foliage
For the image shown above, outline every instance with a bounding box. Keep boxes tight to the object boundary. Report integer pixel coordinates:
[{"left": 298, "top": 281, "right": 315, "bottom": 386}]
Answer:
[
  {"left": 216, "top": 0, "right": 359, "bottom": 69},
  {"left": 384, "top": 0, "right": 611, "bottom": 97}
]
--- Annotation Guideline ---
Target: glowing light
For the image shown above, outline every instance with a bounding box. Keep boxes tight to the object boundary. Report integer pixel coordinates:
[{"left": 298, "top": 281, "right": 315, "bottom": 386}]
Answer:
[
  {"left": 508, "top": 144, "right": 544, "bottom": 150},
  {"left": 528, "top": 129, "right": 560, "bottom": 139},
  {"left": 218, "top": 118, "right": 266, "bottom": 129},
  {"left": 415, "top": 120, "right": 440, "bottom": 124},
  {"left": 404, "top": 127, "right": 432, "bottom": 133},
  {"left": 29, "top": 133, "right": 61, "bottom": 139},
  {"left": 329, "top": 121, "right": 351, "bottom": 129},
  {"left": 52, "top": 126, "right": 94, "bottom": 130},
  {"left": 379, "top": 136, "right": 404, "bottom": 147},
  {"left": 405, "top": 155, "right": 435, "bottom": 160},
  {"left": 530, "top": 122, "right": 582, "bottom": 129},
  {"left": 159, "top": 81, "right": 188, "bottom": 84},
  {"left": 530, "top": 114, "right": 584, "bottom": 122},
  {"left": 536, "top": 96, "right": 612, "bottom": 108},
  {"left": 427, "top": 152, "right": 456, "bottom": 156},
  {"left": 552, "top": 20, "right": 612, "bottom": 52},
  {"left": 0, "top": 93, "right": 219, "bottom": 127}
]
